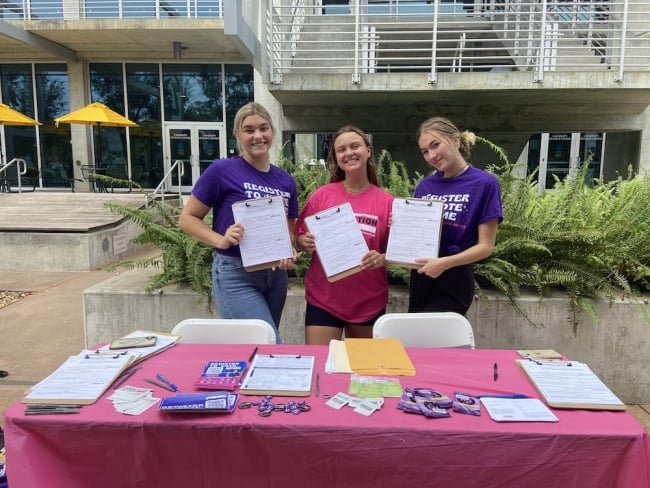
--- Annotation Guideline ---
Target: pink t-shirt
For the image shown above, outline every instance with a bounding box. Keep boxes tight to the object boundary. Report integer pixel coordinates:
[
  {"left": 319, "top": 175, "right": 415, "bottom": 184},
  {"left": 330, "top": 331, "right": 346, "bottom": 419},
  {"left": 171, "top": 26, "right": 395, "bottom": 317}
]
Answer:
[{"left": 295, "top": 182, "right": 394, "bottom": 323}]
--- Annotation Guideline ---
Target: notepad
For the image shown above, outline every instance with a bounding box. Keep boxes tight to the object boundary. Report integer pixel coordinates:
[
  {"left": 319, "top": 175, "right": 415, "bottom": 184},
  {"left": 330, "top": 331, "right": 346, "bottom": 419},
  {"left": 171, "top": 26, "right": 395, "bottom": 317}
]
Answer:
[{"left": 239, "top": 354, "right": 315, "bottom": 396}]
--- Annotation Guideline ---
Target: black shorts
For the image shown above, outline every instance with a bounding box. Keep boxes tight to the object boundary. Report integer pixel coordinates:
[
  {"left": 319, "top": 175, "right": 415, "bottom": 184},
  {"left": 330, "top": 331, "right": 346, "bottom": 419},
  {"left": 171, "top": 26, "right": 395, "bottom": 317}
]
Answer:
[
  {"left": 408, "top": 264, "right": 474, "bottom": 315},
  {"left": 305, "top": 303, "right": 385, "bottom": 328}
]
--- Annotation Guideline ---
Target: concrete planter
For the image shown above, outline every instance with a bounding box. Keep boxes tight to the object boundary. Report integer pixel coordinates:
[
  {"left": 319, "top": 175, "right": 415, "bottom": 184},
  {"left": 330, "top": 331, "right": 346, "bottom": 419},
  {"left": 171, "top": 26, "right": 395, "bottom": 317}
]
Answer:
[{"left": 84, "top": 267, "right": 650, "bottom": 403}]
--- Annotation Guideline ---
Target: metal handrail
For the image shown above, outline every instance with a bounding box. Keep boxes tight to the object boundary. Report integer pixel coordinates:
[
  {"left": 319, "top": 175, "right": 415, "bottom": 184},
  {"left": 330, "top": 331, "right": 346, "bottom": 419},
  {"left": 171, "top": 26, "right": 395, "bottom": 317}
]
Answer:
[
  {"left": 148, "top": 159, "right": 184, "bottom": 207},
  {"left": 264, "top": 0, "right": 650, "bottom": 84},
  {"left": 0, "top": 158, "right": 27, "bottom": 194}
]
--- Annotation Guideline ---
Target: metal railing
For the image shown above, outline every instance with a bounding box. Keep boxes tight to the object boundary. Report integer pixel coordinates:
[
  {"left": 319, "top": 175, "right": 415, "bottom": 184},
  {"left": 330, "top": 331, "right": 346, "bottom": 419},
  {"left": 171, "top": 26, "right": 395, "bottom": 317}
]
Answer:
[
  {"left": 0, "top": 0, "right": 223, "bottom": 20},
  {"left": 265, "top": 0, "right": 650, "bottom": 84},
  {"left": 0, "top": 158, "right": 27, "bottom": 193},
  {"left": 148, "top": 159, "right": 184, "bottom": 207}
]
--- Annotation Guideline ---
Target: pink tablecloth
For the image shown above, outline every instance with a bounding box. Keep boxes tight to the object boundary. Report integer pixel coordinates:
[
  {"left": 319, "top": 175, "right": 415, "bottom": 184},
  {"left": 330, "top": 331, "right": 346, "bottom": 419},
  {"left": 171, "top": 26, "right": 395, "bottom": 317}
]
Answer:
[{"left": 4, "top": 345, "right": 650, "bottom": 488}]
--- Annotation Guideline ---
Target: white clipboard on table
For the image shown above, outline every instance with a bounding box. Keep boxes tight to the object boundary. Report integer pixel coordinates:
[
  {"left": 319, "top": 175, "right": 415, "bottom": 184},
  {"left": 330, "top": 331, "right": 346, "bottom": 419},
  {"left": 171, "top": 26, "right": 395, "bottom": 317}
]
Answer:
[
  {"left": 232, "top": 196, "right": 293, "bottom": 271},
  {"left": 305, "top": 202, "right": 369, "bottom": 282},
  {"left": 385, "top": 197, "right": 444, "bottom": 269}
]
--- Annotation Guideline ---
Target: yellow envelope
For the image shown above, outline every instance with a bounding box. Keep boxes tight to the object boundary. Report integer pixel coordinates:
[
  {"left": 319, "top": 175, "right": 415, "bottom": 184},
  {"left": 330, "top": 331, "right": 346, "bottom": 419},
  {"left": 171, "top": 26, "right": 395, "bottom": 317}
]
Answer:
[{"left": 344, "top": 338, "right": 416, "bottom": 376}]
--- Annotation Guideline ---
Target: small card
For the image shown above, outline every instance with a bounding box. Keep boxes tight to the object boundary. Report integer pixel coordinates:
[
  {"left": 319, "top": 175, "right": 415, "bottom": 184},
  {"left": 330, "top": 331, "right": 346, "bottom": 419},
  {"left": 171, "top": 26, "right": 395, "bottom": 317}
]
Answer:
[
  {"left": 326, "top": 392, "right": 351, "bottom": 410},
  {"left": 194, "top": 361, "right": 247, "bottom": 390},
  {"left": 517, "top": 349, "right": 562, "bottom": 359}
]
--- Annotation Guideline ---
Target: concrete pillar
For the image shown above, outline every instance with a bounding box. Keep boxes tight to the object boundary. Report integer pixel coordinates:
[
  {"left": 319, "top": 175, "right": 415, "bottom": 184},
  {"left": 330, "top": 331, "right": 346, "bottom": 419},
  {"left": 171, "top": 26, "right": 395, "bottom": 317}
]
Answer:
[
  {"left": 254, "top": 70, "right": 286, "bottom": 163},
  {"left": 639, "top": 106, "right": 650, "bottom": 175},
  {"left": 66, "top": 61, "right": 93, "bottom": 191}
]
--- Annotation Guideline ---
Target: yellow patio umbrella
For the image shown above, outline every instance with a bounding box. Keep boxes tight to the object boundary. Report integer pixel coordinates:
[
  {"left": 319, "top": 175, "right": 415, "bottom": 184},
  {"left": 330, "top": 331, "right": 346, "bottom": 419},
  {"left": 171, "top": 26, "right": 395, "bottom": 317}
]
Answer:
[
  {"left": 0, "top": 102, "right": 42, "bottom": 126},
  {"left": 55, "top": 102, "right": 138, "bottom": 167},
  {"left": 54, "top": 102, "right": 138, "bottom": 128},
  {"left": 0, "top": 102, "right": 41, "bottom": 166}
]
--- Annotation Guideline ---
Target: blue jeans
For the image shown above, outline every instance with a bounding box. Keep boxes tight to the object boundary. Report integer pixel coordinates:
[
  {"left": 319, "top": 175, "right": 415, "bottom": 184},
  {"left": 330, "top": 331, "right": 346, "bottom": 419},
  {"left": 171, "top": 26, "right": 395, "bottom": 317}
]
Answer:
[{"left": 211, "top": 252, "right": 287, "bottom": 344}]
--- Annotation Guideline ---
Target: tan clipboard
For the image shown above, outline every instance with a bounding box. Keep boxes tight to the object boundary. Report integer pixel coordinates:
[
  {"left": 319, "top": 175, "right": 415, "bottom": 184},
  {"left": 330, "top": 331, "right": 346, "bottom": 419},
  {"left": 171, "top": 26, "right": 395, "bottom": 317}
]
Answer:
[
  {"left": 385, "top": 197, "right": 444, "bottom": 269},
  {"left": 516, "top": 359, "right": 626, "bottom": 411},
  {"left": 231, "top": 196, "right": 294, "bottom": 272},
  {"left": 305, "top": 202, "right": 368, "bottom": 283}
]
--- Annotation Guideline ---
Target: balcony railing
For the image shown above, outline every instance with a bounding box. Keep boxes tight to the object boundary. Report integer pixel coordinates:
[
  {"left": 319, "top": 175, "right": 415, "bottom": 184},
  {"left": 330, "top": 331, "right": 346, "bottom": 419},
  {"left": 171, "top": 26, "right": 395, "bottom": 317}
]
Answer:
[
  {"left": 264, "top": 0, "right": 650, "bottom": 84},
  {"left": 0, "top": 0, "right": 223, "bottom": 20}
]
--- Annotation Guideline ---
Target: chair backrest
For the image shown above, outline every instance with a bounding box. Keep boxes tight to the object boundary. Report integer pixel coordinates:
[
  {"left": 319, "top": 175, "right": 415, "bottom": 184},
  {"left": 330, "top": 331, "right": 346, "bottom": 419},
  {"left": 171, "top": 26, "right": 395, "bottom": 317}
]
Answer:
[
  {"left": 170, "top": 318, "right": 276, "bottom": 344},
  {"left": 373, "top": 312, "right": 476, "bottom": 349}
]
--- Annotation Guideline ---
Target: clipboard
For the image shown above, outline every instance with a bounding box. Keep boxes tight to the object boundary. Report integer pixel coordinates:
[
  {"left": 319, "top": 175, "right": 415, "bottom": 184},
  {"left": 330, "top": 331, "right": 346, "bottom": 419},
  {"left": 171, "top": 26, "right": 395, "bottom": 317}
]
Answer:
[
  {"left": 385, "top": 197, "right": 444, "bottom": 269},
  {"left": 304, "top": 202, "right": 369, "bottom": 282},
  {"left": 516, "top": 359, "right": 626, "bottom": 411},
  {"left": 239, "top": 354, "right": 315, "bottom": 396},
  {"left": 23, "top": 350, "right": 135, "bottom": 405},
  {"left": 231, "top": 196, "right": 294, "bottom": 272}
]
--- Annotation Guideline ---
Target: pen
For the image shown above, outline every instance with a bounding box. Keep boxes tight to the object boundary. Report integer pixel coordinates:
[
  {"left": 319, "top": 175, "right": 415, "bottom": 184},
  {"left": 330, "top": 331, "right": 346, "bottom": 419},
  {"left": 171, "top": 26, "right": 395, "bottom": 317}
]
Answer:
[
  {"left": 248, "top": 346, "right": 258, "bottom": 363},
  {"left": 113, "top": 366, "right": 141, "bottom": 390},
  {"left": 315, "top": 373, "right": 320, "bottom": 397},
  {"left": 493, "top": 362, "right": 498, "bottom": 382},
  {"left": 156, "top": 373, "right": 178, "bottom": 392},
  {"left": 145, "top": 377, "right": 176, "bottom": 392}
]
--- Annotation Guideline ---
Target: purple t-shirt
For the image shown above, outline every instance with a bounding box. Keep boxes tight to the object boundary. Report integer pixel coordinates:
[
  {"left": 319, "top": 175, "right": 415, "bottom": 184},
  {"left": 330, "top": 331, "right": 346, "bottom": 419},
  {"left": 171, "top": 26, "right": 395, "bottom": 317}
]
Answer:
[
  {"left": 414, "top": 166, "right": 502, "bottom": 257},
  {"left": 191, "top": 156, "right": 299, "bottom": 257}
]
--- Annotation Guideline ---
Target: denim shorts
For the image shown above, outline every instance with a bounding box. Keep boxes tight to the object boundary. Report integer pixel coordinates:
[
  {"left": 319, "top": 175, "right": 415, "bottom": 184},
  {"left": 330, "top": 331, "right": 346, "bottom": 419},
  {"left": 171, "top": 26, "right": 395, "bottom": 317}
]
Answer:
[{"left": 211, "top": 252, "right": 287, "bottom": 344}]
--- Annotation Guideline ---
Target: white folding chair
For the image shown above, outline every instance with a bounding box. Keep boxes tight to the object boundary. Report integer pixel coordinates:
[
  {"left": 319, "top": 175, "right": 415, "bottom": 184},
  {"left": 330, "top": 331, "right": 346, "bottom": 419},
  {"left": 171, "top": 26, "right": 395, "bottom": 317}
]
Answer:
[
  {"left": 170, "top": 318, "right": 276, "bottom": 344},
  {"left": 373, "top": 312, "right": 476, "bottom": 349}
]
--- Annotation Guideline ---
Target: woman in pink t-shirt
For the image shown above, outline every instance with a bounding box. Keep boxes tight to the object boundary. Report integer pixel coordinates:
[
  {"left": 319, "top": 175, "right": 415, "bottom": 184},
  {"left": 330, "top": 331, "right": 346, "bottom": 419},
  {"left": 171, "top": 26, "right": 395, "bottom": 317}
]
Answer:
[{"left": 295, "top": 126, "right": 394, "bottom": 345}]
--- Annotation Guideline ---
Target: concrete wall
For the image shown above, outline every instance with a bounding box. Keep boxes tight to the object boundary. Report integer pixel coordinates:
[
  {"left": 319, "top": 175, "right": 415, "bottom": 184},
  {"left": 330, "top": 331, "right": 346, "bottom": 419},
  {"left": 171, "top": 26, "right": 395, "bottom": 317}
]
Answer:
[
  {"left": 0, "top": 219, "right": 144, "bottom": 272},
  {"left": 84, "top": 267, "right": 650, "bottom": 403}
]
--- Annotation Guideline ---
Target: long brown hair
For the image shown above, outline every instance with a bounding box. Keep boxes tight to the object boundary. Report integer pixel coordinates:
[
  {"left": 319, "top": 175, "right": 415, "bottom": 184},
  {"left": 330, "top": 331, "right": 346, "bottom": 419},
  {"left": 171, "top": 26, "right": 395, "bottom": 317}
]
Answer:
[{"left": 327, "top": 125, "right": 379, "bottom": 185}]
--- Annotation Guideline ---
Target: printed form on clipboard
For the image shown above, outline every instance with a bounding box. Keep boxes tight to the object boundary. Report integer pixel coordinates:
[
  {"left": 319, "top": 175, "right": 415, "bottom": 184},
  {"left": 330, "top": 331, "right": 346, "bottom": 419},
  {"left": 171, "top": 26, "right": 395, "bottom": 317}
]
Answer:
[
  {"left": 386, "top": 197, "right": 444, "bottom": 269},
  {"left": 305, "top": 202, "right": 369, "bottom": 282},
  {"left": 239, "top": 354, "right": 315, "bottom": 396},
  {"left": 232, "top": 195, "right": 294, "bottom": 271}
]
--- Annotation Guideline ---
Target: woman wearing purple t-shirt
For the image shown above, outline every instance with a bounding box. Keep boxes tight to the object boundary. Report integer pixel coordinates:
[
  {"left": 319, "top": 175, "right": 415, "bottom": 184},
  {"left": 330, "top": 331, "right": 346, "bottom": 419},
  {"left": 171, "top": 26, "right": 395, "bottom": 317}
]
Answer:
[
  {"left": 179, "top": 103, "right": 299, "bottom": 343},
  {"left": 295, "top": 126, "right": 394, "bottom": 345},
  {"left": 409, "top": 117, "right": 503, "bottom": 315}
]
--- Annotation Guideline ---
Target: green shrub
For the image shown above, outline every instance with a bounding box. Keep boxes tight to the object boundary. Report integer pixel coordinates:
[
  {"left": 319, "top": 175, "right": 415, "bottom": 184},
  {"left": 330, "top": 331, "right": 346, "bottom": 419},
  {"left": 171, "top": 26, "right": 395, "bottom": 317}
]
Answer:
[{"left": 107, "top": 141, "right": 650, "bottom": 331}]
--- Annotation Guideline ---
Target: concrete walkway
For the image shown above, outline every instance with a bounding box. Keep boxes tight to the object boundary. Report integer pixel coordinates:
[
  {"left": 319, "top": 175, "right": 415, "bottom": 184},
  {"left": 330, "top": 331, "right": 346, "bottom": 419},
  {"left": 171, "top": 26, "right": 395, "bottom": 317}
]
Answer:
[{"left": 1, "top": 258, "right": 650, "bottom": 433}]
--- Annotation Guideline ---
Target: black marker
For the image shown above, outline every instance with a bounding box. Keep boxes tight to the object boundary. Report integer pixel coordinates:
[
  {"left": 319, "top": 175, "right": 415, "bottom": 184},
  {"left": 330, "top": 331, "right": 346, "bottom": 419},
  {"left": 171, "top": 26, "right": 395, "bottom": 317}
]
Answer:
[{"left": 248, "top": 346, "right": 258, "bottom": 363}]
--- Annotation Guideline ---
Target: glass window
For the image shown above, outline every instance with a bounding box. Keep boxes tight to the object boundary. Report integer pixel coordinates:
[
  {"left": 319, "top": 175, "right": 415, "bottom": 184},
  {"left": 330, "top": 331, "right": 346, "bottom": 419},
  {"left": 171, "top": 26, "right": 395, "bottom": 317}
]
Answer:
[
  {"left": 224, "top": 64, "right": 254, "bottom": 155},
  {"left": 89, "top": 63, "right": 127, "bottom": 168},
  {"left": 126, "top": 63, "right": 162, "bottom": 188},
  {"left": 35, "top": 63, "right": 73, "bottom": 188},
  {"left": 0, "top": 64, "right": 39, "bottom": 181},
  {"left": 162, "top": 64, "right": 222, "bottom": 122}
]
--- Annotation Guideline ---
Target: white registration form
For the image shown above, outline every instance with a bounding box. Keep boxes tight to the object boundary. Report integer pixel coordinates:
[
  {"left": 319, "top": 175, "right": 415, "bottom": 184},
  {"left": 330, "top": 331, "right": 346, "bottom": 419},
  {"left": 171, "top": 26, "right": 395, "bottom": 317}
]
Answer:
[
  {"left": 232, "top": 196, "right": 293, "bottom": 270},
  {"left": 386, "top": 198, "right": 444, "bottom": 268},
  {"left": 305, "top": 202, "right": 369, "bottom": 281},
  {"left": 480, "top": 397, "right": 559, "bottom": 422}
]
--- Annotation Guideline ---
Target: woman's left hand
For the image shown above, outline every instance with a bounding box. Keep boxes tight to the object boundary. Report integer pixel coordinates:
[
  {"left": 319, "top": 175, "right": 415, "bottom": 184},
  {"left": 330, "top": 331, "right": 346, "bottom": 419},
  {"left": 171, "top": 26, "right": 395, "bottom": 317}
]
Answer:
[{"left": 362, "top": 252, "right": 384, "bottom": 270}]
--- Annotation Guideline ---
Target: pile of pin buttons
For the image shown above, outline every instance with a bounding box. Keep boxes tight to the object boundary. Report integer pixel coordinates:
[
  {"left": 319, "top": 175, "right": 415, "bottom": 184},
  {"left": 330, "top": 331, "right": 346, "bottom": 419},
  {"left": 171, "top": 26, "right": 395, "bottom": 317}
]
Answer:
[{"left": 239, "top": 395, "right": 311, "bottom": 417}]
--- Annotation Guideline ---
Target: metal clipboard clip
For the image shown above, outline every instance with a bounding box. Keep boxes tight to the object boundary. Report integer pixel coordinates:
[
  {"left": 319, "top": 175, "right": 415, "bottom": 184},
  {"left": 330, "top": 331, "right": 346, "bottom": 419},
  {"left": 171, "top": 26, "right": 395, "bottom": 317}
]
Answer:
[
  {"left": 245, "top": 197, "right": 274, "bottom": 207},
  {"left": 314, "top": 206, "right": 341, "bottom": 220},
  {"left": 404, "top": 198, "right": 433, "bottom": 206}
]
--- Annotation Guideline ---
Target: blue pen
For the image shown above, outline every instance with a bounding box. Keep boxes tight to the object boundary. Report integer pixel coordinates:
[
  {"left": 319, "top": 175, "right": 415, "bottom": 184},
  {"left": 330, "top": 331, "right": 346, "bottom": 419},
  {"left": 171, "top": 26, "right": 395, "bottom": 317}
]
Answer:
[{"left": 156, "top": 373, "right": 178, "bottom": 392}]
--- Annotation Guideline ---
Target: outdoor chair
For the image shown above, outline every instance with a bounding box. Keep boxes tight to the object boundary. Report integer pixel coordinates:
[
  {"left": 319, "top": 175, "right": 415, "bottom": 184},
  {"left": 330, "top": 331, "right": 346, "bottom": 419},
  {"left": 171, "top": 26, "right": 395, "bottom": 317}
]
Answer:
[
  {"left": 80, "top": 165, "right": 107, "bottom": 192},
  {"left": 373, "top": 312, "right": 476, "bottom": 349},
  {"left": 170, "top": 318, "right": 277, "bottom": 344}
]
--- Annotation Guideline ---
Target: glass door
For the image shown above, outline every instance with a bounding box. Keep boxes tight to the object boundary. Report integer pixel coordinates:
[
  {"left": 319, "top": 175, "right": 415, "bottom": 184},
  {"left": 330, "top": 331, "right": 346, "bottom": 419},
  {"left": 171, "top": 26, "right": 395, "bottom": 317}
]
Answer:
[{"left": 164, "top": 123, "right": 224, "bottom": 193}]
